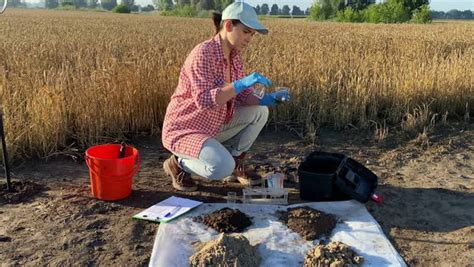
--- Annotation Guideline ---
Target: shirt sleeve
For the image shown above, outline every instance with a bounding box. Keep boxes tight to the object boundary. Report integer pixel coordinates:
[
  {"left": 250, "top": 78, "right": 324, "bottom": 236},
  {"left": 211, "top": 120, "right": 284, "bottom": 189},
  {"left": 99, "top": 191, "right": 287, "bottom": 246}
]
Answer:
[{"left": 187, "top": 45, "right": 222, "bottom": 110}]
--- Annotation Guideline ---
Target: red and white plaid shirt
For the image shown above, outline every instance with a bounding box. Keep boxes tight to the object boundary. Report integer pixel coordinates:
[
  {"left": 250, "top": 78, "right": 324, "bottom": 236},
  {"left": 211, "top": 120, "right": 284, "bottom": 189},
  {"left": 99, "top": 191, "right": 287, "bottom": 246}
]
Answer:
[{"left": 162, "top": 34, "right": 254, "bottom": 158}]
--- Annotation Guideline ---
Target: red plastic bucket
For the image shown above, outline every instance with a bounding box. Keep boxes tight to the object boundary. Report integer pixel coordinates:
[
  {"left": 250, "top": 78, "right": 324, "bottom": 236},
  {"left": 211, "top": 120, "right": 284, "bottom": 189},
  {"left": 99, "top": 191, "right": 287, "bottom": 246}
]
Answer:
[{"left": 85, "top": 144, "right": 140, "bottom": 201}]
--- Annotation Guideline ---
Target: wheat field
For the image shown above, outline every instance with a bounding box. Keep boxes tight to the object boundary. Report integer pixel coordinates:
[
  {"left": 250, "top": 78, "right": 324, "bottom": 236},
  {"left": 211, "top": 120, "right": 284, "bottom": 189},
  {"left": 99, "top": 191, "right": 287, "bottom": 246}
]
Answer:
[{"left": 0, "top": 9, "right": 472, "bottom": 160}]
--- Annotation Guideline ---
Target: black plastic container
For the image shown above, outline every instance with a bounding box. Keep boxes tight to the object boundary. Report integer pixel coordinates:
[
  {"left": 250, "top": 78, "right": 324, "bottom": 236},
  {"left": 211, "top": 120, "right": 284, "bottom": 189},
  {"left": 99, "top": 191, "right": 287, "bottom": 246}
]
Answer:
[
  {"left": 298, "top": 151, "right": 380, "bottom": 203},
  {"left": 298, "top": 151, "right": 351, "bottom": 201},
  {"left": 334, "top": 157, "right": 378, "bottom": 203}
]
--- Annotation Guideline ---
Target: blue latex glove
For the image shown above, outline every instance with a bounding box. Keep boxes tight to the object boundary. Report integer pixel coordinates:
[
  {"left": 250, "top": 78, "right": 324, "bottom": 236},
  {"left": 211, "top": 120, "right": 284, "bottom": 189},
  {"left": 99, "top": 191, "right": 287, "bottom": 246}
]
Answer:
[
  {"left": 232, "top": 72, "right": 272, "bottom": 94},
  {"left": 259, "top": 88, "right": 291, "bottom": 107}
]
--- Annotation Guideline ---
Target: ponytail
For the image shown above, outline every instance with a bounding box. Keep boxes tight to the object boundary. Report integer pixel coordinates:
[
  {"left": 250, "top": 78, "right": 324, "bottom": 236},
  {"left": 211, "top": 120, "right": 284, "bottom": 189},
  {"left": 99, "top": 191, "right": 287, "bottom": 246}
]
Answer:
[{"left": 212, "top": 11, "right": 222, "bottom": 34}]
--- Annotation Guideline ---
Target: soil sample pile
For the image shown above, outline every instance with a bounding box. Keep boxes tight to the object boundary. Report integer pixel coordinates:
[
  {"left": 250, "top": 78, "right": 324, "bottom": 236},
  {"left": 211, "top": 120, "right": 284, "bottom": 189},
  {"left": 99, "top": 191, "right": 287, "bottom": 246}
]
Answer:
[
  {"left": 278, "top": 206, "right": 337, "bottom": 240},
  {"left": 196, "top": 208, "right": 252, "bottom": 233},
  {"left": 304, "top": 241, "right": 364, "bottom": 267},
  {"left": 189, "top": 233, "right": 261, "bottom": 267}
]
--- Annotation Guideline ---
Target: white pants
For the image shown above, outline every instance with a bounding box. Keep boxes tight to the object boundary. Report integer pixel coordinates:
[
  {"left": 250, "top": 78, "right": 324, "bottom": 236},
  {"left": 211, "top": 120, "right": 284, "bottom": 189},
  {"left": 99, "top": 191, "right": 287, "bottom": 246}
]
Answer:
[{"left": 173, "top": 105, "right": 269, "bottom": 180}]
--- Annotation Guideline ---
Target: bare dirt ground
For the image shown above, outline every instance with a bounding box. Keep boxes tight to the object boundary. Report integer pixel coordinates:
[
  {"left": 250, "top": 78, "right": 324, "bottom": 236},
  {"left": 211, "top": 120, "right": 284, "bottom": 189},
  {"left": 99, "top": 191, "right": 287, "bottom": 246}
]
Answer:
[{"left": 0, "top": 124, "right": 472, "bottom": 266}]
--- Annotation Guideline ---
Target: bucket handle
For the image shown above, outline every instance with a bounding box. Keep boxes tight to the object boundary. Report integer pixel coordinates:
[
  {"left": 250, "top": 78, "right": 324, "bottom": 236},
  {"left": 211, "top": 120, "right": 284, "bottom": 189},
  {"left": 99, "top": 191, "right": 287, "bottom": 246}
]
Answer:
[{"left": 85, "top": 154, "right": 141, "bottom": 180}]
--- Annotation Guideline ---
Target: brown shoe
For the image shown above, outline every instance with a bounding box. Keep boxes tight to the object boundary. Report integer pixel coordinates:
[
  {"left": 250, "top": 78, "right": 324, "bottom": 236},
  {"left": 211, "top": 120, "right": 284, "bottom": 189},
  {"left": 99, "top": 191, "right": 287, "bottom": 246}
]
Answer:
[
  {"left": 163, "top": 155, "right": 197, "bottom": 192},
  {"left": 233, "top": 153, "right": 262, "bottom": 186}
]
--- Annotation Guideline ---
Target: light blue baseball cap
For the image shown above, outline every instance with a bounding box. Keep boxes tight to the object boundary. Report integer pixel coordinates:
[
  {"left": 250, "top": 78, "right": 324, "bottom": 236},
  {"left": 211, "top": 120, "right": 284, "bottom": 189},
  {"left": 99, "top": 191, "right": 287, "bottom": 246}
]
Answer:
[{"left": 222, "top": 1, "right": 268, "bottom": 35}]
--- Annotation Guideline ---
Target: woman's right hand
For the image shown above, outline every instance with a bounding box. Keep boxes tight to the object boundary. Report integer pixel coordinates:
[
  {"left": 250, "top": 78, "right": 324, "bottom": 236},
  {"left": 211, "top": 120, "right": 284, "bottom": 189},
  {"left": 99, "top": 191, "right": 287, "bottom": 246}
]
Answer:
[{"left": 232, "top": 72, "right": 272, "bottom": 94}]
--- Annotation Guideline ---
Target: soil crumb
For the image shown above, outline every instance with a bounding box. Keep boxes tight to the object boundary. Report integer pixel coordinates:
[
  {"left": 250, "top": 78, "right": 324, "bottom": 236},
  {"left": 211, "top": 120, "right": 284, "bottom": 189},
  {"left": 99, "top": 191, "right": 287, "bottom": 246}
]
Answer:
[
  {"left": 195, "top": 208, "right": 252, "bottom": 233},
  {"left": 0, "top": 180, "right": 44, "bottom": 204},
  {"left": 278, "top": 206, "right": 337, "bottom": 240},
  {"left": 304, "top": 241, "right": 364, "bottom": 267},
  {"left": 189, "top": 233, "right": 261, "bottom": 267}
]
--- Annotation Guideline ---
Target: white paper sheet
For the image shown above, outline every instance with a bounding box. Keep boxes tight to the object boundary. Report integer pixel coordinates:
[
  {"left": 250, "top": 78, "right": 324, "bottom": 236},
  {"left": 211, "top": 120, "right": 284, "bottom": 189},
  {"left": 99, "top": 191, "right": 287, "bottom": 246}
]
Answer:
[
  {"left": 133, "top": 196, "right": 202, "bottom": 223},
  {"left": 149, "top": 200, "right": 406, "bottom": 267}
]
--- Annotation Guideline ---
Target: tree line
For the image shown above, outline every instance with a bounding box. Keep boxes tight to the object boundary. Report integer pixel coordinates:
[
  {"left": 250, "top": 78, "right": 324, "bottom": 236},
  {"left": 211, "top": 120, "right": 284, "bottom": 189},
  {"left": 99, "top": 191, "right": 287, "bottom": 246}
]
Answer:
[
  {"left": 41, "top": 0, "right": 155, "bottom": 12},
  {"left": 310, "top": 0, "right": 434, "bottom": 23},
  {"left": 9, "top": 0, "right": 473, "bottom": 20},
  {"left": 309, "top": 0, "right": 472, "bottom": 23},
  {"left": 430, "top": 9, "right": 473, "bottom": 20},
  {"left": 155, "top": 0, "right": 308, "bottom": 16}
]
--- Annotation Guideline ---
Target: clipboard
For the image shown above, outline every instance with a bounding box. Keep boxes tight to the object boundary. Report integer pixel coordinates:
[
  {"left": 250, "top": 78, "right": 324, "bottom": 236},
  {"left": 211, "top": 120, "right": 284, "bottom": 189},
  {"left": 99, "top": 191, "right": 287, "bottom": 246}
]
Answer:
[{"left": 133, "top": 196, "right": 203, "bottom": 223}]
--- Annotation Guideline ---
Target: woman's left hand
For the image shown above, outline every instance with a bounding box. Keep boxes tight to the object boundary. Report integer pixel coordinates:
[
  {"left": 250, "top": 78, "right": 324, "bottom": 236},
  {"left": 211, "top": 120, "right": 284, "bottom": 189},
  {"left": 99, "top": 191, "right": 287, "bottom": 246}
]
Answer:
[{"left": 233, "top": 72, "right": 272, "bottom": 94}]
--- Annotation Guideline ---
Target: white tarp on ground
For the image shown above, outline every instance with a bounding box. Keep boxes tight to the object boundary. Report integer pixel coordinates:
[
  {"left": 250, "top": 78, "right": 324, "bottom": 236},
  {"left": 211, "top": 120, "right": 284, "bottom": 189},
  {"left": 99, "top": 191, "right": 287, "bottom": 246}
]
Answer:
[{"left": 149, "top": 200, "right": 406, "bottom": 267}]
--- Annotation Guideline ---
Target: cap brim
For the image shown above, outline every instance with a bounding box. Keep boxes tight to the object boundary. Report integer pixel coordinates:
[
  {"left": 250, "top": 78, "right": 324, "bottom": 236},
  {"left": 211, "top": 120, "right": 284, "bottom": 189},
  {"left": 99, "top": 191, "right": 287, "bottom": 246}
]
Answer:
[{"left": 241, "top": 20, "right": 268, "bottom": 35}]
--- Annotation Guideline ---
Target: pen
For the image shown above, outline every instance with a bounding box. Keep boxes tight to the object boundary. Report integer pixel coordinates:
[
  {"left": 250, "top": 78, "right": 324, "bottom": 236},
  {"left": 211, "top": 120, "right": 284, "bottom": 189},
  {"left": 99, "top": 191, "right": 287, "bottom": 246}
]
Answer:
[{"left": 164, "top": 205, "right": 182, "bottom": 218}]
